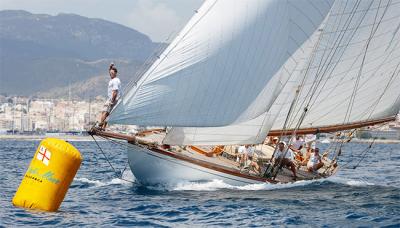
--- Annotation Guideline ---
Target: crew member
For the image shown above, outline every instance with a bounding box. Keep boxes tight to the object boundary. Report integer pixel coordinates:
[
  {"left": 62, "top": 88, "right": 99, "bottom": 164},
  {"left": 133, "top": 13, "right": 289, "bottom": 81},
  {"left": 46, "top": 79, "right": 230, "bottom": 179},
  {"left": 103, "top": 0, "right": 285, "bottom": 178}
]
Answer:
[
  {"left": 99, "top": 63, "right": 121, "bottom": 129},
  {"left": 273, "top": 142, "right": 297, "bottom": 180},
  {"left": 307, "top": 147, "right": 324, "bottom": 172}
]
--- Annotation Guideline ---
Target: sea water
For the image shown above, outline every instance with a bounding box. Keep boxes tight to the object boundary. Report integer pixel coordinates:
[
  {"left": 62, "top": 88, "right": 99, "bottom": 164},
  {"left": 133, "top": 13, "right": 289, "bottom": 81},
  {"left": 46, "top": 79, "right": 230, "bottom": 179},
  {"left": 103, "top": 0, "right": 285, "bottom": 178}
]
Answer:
[{"left": 0, "top": 140, "right": 399, "bottom": 227}]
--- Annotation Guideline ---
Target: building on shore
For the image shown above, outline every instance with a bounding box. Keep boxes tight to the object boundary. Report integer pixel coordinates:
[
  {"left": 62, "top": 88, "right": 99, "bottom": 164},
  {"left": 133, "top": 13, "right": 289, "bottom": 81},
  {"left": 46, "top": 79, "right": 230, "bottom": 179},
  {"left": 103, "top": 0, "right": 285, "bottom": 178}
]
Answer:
[
  {"left": 0, "top": 96, "right": 106, "bottom": 133},
  {"left": 357, "top": 120, "right": 400, "bottom": 140}
]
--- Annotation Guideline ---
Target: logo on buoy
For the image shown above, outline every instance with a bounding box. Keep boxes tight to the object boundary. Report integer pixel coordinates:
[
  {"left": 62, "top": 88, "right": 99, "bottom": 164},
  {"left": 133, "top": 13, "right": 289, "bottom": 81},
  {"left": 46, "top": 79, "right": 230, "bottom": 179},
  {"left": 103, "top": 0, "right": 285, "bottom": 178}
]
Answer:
[{"left": 36, "top": 146, "right": 51, "bottom": 166}]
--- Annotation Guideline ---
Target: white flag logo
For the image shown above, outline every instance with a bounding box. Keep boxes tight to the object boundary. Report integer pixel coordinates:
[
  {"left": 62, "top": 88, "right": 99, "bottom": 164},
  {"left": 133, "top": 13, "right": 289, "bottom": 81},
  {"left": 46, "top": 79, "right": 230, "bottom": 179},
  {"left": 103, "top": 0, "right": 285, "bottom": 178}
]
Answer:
[{"left": 36, "top": 145, "right": 51, "bottom": 166}]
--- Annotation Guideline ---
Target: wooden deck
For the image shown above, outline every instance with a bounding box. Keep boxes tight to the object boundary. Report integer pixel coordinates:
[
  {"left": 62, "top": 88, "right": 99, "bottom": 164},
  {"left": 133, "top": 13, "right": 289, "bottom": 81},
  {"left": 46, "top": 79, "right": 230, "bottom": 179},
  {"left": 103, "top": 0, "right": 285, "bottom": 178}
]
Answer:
[{"left": 134, "top": 131, "right": 337, "bottom": 184}]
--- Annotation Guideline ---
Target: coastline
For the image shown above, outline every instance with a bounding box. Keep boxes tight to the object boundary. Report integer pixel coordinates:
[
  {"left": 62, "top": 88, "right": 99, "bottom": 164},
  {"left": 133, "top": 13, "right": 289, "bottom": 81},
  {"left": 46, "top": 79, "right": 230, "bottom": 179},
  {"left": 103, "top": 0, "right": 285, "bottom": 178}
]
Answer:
[
  {"left": 0, "top": 134, "right": 102, "bottom": 141},
  {"left": 320, "top": 138, "right": 400, "bottom": 144},
  {"left": 1, "top": 134, "right": 399, "bottom": 144}
]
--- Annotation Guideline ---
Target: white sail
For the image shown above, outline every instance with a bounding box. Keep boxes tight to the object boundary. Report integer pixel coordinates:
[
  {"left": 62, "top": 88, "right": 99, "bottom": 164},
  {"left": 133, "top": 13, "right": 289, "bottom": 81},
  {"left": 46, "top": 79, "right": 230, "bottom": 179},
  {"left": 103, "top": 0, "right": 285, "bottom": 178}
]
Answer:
[
  {"left": 162, "top": 79, "right": 298, "bottom": 145},
  {"left": 165, "top": 0, "right": 400, "bottom": 145},
  {"left": 163, "top": 27, "right": 323, "bottom": 145},
  {"left": 109, "top": 0, "right": 333, "bottom": 127},
  {"left": 272, "top": 0, "right": 400, "bottom": 130}
]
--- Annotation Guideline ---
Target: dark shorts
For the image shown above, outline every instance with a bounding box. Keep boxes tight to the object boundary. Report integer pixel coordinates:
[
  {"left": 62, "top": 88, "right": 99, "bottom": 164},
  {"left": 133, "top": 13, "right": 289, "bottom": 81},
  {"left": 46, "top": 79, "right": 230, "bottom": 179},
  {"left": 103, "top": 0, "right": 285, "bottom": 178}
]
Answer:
[{"left": 276, "top": 158, "right": 294, "bottom": 168}]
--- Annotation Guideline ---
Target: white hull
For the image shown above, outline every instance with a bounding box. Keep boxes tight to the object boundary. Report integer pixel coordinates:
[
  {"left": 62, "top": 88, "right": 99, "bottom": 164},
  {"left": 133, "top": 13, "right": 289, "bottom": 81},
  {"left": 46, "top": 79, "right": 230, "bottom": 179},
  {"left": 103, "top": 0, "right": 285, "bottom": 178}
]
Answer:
[{"left": 127, "top": 145, "right": 263, "bottom": 186}]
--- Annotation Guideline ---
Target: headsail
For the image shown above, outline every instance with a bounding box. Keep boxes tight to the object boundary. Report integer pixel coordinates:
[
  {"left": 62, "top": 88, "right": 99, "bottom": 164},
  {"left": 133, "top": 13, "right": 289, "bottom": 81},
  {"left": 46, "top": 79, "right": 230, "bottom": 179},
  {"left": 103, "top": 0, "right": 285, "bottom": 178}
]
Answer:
[
  {"left": 165, "top": 0, "right": 400, "bottom": 145},
  {"left": 109, "top": 0, "right": 334, "bottom": 127}
]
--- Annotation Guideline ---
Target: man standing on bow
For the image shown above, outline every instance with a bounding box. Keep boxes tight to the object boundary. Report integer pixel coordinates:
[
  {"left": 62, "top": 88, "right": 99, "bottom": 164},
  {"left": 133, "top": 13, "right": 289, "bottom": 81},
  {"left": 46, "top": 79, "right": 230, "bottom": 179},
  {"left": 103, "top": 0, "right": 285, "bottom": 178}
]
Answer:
[{"left": 99, "top": 63, "right": 121, "bottom": 129}]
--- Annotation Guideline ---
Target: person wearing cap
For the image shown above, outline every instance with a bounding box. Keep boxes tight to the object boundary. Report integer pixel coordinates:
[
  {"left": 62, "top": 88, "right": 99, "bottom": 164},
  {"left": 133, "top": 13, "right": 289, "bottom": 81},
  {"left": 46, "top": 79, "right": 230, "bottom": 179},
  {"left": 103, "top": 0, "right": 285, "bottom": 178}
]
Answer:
[
  {"left": 99, "top": 63, "right": 121, "bottom": 129},
  {"left": 307, "top": 147, "right": 324, "bottom": 172},
  {"left": 273, "top": 141, "right": 297, "bottom": 180}
]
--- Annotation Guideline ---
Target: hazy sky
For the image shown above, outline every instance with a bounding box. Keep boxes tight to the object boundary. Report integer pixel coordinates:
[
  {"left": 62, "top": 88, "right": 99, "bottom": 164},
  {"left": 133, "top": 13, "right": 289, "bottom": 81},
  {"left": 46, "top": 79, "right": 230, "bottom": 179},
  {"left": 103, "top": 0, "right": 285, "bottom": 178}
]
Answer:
[{"left": 0, "top": 0, "right": 204, "bottom": 42}]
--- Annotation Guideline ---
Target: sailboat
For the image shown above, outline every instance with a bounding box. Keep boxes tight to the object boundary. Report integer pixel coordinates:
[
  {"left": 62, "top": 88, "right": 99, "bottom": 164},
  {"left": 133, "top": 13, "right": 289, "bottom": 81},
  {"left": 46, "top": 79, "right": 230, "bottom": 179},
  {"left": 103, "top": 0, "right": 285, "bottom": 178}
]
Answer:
[{"left": 90, "top": 0, "right": 400, "bottom": 186}]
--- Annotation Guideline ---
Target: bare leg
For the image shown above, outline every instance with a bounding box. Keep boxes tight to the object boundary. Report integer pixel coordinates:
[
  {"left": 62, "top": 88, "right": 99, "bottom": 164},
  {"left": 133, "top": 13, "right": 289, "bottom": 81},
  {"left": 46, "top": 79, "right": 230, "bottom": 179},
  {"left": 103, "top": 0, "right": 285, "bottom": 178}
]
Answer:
[
  {"left": 99, "top": 111, "right": 109, "bottom": 129},
  {"left": 239, "top": 154, "right": 244, "bottom": 167},
  {"left": 308, "top": 162, "right": 324, "bottom": 172},
  {"left": 290, "top": 163, "right": 297, "bottom": 179},
  {"left": 252, "top": 162, "right": 260, "bottom": 174},
  {"left": 315, "top": 162, "right": 324, "bottom": 171}
]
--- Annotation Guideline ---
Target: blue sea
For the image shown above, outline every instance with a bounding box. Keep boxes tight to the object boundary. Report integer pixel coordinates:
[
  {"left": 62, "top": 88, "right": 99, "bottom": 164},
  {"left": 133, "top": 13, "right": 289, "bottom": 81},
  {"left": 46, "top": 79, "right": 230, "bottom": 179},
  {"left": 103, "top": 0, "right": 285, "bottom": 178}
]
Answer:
[{"left": 0, "top": 139, "right": 399, "bottom": 227}]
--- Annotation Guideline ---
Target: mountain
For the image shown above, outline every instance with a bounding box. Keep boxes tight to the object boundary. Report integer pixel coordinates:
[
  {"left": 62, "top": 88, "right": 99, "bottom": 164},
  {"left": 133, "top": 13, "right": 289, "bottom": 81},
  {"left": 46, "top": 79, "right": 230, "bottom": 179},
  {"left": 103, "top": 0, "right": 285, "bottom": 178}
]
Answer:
[{"left": 0, "top": 10, "right": 163, "bottom": 97}]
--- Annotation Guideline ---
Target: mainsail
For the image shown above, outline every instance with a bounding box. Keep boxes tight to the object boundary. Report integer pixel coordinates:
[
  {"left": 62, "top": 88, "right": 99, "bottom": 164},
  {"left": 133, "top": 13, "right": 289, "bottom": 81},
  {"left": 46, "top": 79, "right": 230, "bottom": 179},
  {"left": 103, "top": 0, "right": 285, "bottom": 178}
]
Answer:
[
  {"left": 271, "top": 0, "right": 400, "bottom": 131},
  {"left": 163, "top": 26, "right": 324, "bottom": 145},
  {"left": 165, "top": 0, "right": 400, "bottom": 145},
  {"left": 109, "top": 0, "right": 334, "bottom": 127}
]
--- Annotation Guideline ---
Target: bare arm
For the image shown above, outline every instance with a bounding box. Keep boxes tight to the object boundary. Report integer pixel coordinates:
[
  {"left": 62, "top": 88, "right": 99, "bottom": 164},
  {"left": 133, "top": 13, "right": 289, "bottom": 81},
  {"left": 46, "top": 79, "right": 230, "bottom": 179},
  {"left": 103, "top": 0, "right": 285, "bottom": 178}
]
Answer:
[
  {"left": 111, "top": 90, "right": 118, "bottom": 103},
  {"left": 289, "top": 145, "right": 301, "bottom": 153}
]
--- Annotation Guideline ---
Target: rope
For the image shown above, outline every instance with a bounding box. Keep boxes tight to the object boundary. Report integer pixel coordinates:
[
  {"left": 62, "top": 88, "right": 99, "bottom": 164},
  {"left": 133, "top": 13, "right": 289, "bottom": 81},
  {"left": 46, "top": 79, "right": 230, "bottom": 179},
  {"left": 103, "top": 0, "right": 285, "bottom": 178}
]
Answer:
[
  {"left": 340, "top": 138, "right": 376, "bottom": 170},
  {"left": 266, "top": 12, "right": 331, "bottom": 178},
  {"left": 287, "top": 0, "right": 364, "bottom": 126},
  {"left": 325, "top": 0, "right": 391, "bottom": 169},
  {"left": 351, "top": 139, "right": 375, "bottom": 169},
  {"left": 90, "top": 135, "right": 135, "bottom": 184},
  {"left": 296, "top": 1, "right": 392, "bottom": 173}
]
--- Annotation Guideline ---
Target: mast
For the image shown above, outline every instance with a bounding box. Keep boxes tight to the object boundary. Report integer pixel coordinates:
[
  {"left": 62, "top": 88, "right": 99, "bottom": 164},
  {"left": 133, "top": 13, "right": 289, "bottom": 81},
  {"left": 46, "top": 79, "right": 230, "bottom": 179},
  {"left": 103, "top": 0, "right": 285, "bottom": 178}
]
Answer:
[
  {"left": 100, "top": 0, "right": 400, "bottom": 147},
  {"left": 267, "top": 116, "right": 396, "bottom": 136},
  {"left": 108, "top": 0, "right": 334, "bottom": 128}
]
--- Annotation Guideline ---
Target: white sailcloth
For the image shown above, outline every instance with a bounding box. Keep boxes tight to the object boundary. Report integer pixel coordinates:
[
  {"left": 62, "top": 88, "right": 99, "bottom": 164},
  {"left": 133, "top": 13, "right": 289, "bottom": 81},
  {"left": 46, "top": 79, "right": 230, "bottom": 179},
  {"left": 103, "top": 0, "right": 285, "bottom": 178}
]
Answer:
[
  {"left": 272, "top": 0, "right": 400, "bottom": 130},
  {"left": 165, "top": 0, "right": 400, "bottom": 145},
  {"left": 109, "top": 0, "right": 334, "bottom": 127},
  {"left": 163, "top": 27, "right": 323, "bottom": 145}
]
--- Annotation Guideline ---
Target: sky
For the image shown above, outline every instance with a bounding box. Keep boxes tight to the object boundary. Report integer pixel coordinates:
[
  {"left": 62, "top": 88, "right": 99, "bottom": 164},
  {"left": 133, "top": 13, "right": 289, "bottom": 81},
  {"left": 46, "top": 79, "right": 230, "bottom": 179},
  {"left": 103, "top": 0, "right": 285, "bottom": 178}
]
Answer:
[{"left": 0, "top": 0, "right": 204, "bottom": 42}]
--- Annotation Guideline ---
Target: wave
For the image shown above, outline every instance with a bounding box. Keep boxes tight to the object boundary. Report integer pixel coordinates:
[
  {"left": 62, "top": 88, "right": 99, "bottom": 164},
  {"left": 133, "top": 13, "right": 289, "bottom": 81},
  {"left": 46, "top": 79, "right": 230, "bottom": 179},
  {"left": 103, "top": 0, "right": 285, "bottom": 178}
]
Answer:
[
  {"left": 73, "top": 172, "right": 379, "bottom": 191},
  {"left": 171, "top": 179, "right": 324, "bottom": 191},
  {"left": 170, "top": 175, "right": 382, "bottom": 191},
  {"left": 327, "top": 176, "right": 376, "bottom": 187},
  {"left": 74, "top": 171, "right": 135, "bottom": 188}
]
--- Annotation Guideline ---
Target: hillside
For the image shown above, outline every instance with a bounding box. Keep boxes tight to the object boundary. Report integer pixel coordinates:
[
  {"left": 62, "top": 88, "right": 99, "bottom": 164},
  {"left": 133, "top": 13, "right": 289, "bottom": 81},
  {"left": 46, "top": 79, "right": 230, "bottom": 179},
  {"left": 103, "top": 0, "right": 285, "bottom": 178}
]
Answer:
[{"left": 0, "top": 10, "right": 162, "bottom": 97}]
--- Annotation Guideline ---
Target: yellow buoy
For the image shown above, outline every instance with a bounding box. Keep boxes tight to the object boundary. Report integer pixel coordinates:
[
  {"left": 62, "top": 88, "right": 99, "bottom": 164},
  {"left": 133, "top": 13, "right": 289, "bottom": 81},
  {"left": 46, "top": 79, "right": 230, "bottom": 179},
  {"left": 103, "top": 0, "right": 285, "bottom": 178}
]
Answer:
[{"left": 13, "top": 138, "right": 82, "bottom": 212}]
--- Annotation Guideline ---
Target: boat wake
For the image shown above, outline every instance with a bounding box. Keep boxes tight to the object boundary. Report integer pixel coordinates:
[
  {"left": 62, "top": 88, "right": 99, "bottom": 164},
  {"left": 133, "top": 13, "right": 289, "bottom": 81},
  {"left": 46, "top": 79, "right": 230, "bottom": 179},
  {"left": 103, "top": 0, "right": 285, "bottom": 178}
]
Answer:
[
  {"left": 74, "top": 171, "right": 135, "bottom": 188},
  {"left": 73, "top": 173, "right": 377, "bottom": 190},
  {"left": 74, "top": 177, "right": 131, "bottom": 187},
  {"left": 170, "top": 176, "right": 378, "bottom": 191},
  {"left": 327, "top": 176, "right": 376, "bottom": 187},
  {"left": 171, "top": 179, "right": 324, "bottom": 191}
]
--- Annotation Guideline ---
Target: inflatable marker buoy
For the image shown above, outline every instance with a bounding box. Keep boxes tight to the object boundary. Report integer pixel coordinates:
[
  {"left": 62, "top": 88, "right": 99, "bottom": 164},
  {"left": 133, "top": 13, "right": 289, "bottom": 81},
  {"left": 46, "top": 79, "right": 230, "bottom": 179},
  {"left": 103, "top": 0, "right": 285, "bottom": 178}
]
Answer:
[{"left": 13, "top": 138, "right": 82, "bottom": 212}]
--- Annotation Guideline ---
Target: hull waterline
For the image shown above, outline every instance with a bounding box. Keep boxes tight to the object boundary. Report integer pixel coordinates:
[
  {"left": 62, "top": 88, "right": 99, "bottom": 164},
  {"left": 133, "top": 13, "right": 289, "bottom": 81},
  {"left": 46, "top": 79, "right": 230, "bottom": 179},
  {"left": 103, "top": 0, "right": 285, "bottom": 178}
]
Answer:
[{"left": 127, "top": 144, "right": 264, "bottom": 186}]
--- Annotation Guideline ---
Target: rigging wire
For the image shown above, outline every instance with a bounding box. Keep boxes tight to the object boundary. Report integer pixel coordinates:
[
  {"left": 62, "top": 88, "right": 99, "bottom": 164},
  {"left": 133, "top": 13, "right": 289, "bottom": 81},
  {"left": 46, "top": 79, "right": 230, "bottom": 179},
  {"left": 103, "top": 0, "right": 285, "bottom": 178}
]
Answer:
[
  {"left": 90, "top": 135, "right": 135, "bottom": 184},
  {"left": 95, "top": 1, "right": 397, "bottom": 180},
  {"left": 311, "top": 2, "right": 393, "bottom": 122},
  {"left": 347, "top": 139, "right": 375, "bottom": 170},
  {"left": 285, "top": 0, "right": 397, "bottom": 130},
  {"left": 271, "top": 1, "right": 394, "bottom": 177},
  {"left": 339, "top": 120, "right": 391, "bottom": 169},
  {"left": 266, "top": 5, "right": 338, "bottom": 178},
  {"left": 286, "top": 0, "right": 364, "bottom": 128},
  {"left": 329, "top": 0, "right": 391, "bottom": 168}
]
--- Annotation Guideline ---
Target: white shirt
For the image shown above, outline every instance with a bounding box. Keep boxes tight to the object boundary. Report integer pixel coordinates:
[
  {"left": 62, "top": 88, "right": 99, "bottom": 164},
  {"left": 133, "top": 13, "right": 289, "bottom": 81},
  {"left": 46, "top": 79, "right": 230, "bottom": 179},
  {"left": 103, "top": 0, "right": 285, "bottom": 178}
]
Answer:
[
  {"left": 238, "top": 146, "right": 247, "bottom": 154},
  {"left": 108, "top": 77, "right": 121, "bottom": 101},
  {"left": 307, "top": 153, "right": 321, "bottom": 167},
  {"left": 274, "top": 148, "right": 294, "bottom": 160},
  {"left": 291, "top": 137, "right": 304, "bottom": 150},
  {"left": 305, "top": 134, "right": 317, "bottom": 143},
  {"left": 247, "top": 146, "right": 255, "bottom": 157}
]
